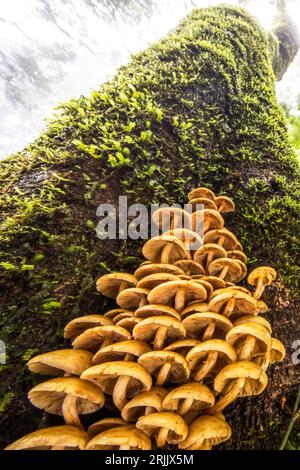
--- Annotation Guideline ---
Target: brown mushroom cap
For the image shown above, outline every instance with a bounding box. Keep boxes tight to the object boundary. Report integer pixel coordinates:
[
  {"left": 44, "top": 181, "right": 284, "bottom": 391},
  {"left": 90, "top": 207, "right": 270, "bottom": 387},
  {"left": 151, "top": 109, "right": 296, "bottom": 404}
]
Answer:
[
  {"left": 234, "top": 315, "right": 272, "bottom": 334},
  {"left": 204, "top": 228, "right": 238, "bottom": 250},
  {"left": 226, "top": 323, "right": 271, "bottom": 360},
  {"left": 134, "top": 263, "right": 185, "bottom": 280},
  {"left": 214, "top": 361, "right": 268, "bottom": 397},
  {"left": 104, "top": 308, "right": 133, "bottom": 321},
  {"left": 4, "top": 425, "right": 89, "bottom": 451},
  {"left": 27, "top": 349, "right": 93, "bottom": 376},
  {"left": 92, "top": 340, "right": 151, "bottom": 365},
  {"left": 188, "top": 197, "right": 218, "bottom": 211},
  {"left": 64, "top": 315, "right": 113, "bottom": 339},
  {"left": 142, "top": 235, "right": 191, "bottom": 264},
  {"left": 269, "top": 338, "right": 286, "bottom": 364},
  {"left": 188, "top": 188, "right": 216, "bottom": 201},
  {"left": 137, "top": 273, "right": 179, "bottom": 289},
  {"left": 28, "top": 377, "right": 105, "bottom": 416},
  {"left": 209, "top": 286, "right": 252, "bottom": 301},
  {"left": 165, "top": 229, "right": 203, "bottom": 251},
  {"left": 164, "top": 339, "right": 200, "bottom": 357},
  {"left": 248, "top": 266, "right": 277, "bottom": 287},
  {"left": 182, "top": 313, "right": 233, "bottom": 340},
  {"left": 200, "top": 276, "right": 226, "bottom": 290},
  {"left": 162, "top": 383, "right": 215, "bottom": 415},
  {"left": 194, "top": 243, "right": 227, "bottom": 268},
  {"left": 116, "top": 287, "right": 150, "bottom": 309},
  {"left": 72, "top": 325, "right": 131, "bottom": 353},
  {"left": 136, "top": 412, "right": 188, "bottom": 447},
  {"left": 208, "top": 258, "right": 246, "bottom": 282},
  {"left": 227, "top": 250, "right": 248, "bottom": 264},
  {"left": 86, "top": 425, "right": 151, "bottom": 450},
  {"left": 96, "top": 273, "right": 136, "bottom": 298},
  {"left": 208, "top": 290, "right": 257, "bottom": 318},
  {"left": 134, "top": 304, "right": 180, "bottom": 320},
  {"left": 192, "top": 209, "right": 224, "bottom": 233},
  {"left": 179, "top": 415, "right": 231, "bottom": 450},
  {"left": 193, "top": 279, "right": 214, "bottom": 297},
  {"left": 121, "top": 388, "right": 166, "bottom": 422},
  {"left": 133, "top": 316, "right": 186, "bottom": 349},
  {"left": 115, "top": 317, "right": 141, "bottom": 333},
  {"left": 148, "top": 280, "right": 207, "bottom": 313},
  {"left": 175, "top": 260, "right": 205, "bottom": 276},
  {"left": 138, "top": 350, "right": 190, "bottom": 385},
  {"left": 112, "top": 311, "right": 134, "bottom": 323},
  {"left": 181, "top": 302, "right": 210, "bottom": 319},
  {"left": 215, "top": 196, "right": 235, "bottom": 213},
  {"left": 87, "top": 418, "right": 128, "bottom": 437},
  {"left": 152, "top": 207, "right": 191, "bottom": 231}
]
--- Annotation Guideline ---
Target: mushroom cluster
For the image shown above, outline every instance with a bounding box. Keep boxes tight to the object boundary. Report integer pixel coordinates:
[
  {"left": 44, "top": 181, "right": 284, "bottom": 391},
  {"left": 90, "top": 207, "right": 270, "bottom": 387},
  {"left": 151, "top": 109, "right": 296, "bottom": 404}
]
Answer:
[{"left": 5, "top": 188, "right": 285, "bottom": 451}]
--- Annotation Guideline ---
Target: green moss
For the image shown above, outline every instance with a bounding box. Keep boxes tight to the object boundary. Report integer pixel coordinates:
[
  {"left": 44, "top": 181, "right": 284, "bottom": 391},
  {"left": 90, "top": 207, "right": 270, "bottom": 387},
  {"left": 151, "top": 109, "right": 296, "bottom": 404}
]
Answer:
[{"left": 0, "top": 393, "right": 14, "bottom": 413}]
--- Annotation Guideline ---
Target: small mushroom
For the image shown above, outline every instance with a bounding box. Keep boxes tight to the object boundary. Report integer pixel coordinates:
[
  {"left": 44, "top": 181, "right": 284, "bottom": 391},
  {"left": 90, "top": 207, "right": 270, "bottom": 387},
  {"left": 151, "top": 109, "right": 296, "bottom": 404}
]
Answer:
[
  {"left": 215, "top": 196, "right": 235, "bottom": 213},
  {"left": 227, "top": 250, "right": 248, "bottom": 264},
  {"left": 165, "top": 228, "right": 203, "bottom": 251},
  {"left": 64, "top": 315, "right": 113, "bottom": 340},
  {"left": 192, "top": 209, "right": 224, "bottom": 233},
  {"left": 104, "top": 308, "right": 133, "bottom": 321},
  {"left": 175, "top": 259, "right": 205, "bottom": 276},
  {"left": 193, "top": 279, "right": 214, "bottom": 297},
  {"left": 152, "top": 207, "right": 191, "bottom": 232},
  {"left": 92, "top": 340, "right": 151, "bottom": 364},
  {"left": 134, "top": 304, "right": 180, "bottom": 320},
  {"left": 182, "top": 312, "right": 233, "bottom": 341},
  {"left": 142, "top": 235, "right": 191, "bottom": 264},
  {"left": 134, "top": 263, "right": 185, "bottom": 280},
  {"left": 115, "top": 317, "right": 141, "bottom": 333},
  {"left": 86, "top": 425, "right": 151, "bottom": 450},
  {"left": 247, "top": 266, "right": 277, "bottom": 299},
  {"left": 194, "top": 243, "right": 227, "bottom": 272},
  {"left": 133, "top": 316, "right": 185, "bottom": 350},
  {"left": 28, "top": 377, "right": 105, "bottom": 429},
  {"left": 188, "top": 197, "right": 218, "bottom": 211},
  {"left": 117, "top": 287, "right": 150, "bottom": 309},
  {"left": 136, "top": 273, "right": 179, "bottom": 289},
  {"left": 72, "top": 325, "right": 131, "bottom": 352},
  {"left": 162, "top": 383, "right": 215, "bottom": 417},
  {"left": 138, "top": 350, "right": 190, "bottom": 386},
  {"left": 96, "top": 273, "right": 136, "bottom": 298},
  {"left": 257, "top": 300, "right": 269, "bottom": 314},
  {"left": 234, "top": 315, "right": 272, "bottom": 334},
  {"left": 179, "top": 415, "right": 231, "bottom": 450},
  {"left": 112, "top": 310, "right": 134, "bottom": 324},
  {"left": 81, "top": 361, "right": 152, "bottom": 411},
  {"left": 136, "top": 412, "right": 188, "bottom": 448},
  {"left": 181, "top": 302, "right": 210, "bottom": 319},
  {"left": 88, "top": 418, "right": 128, "bottom": 437},
  {"left": 148, "top": 280, "right": 207, "bottom": 313},
  {"left": 121, "top": 387, "right": 167, "bottom": 421},
  {"left": 204, "top": 228, "right": 238, "bottom": 250},
  {"left": 188, "top": 187, "right": 216, "bottom": 201},
  {"left": 208, "top": 361, "right": 268, "bottom": 414},
  {"left": 4, "top": 425, "right": 89, "bottom": 451},
  {"left": 186, "top": 340, "right": 237, "bottom": 382},
  {"left": 200, "top": 276, "right": 226, "bottom": 290},
  {"left": 27, "top": 349, "right": 93, "bottom": 377},
  {"left": 226, "top": 322, "right": 271, "bottom": 361},
  {"left": 208, "top": 289, "right": 257, "bottom": 318},
  {"left": 255, "top": 338, "right": 286, "bottom": 370},
  {"left": 208, "top": 258, "right": 246, "bottom": 282},
  {"left": 164, "top": 339, "right": 200, "bottom": 357}
]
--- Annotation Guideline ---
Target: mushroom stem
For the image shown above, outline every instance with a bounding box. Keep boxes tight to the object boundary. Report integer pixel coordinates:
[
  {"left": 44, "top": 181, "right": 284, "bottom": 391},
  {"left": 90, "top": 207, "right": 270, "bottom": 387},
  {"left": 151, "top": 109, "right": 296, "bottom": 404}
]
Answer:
[
  {"left": 62, "top": 394, "right": 83, "bottom": 429},
  {"left": 175, "top": 287, "right": 186, "bottom": 312},
  {"left": 203, "top": 220, "right": 210, "bottom": 233},
  {"left": 112, "top": 375, "right": 131, "bottom": 410},
  {"left": 145, "top": 406, "right": 156, "bottom": 415},
  {"left": 156, "top": 427, "right": 169, "bottom": 448},
  {"left": 156, "top": 363, "right": 171, "bottom": 386},
  {"left": 178, "top": 398, "right": 194, "bottom": 416},
  {"left": 194, "top": 351, "right": 218, "bottom": 382},
  {"left": 223, "top": 298, "right": 236, "bottom": 317},
  {"left": 161, "top": 243, "right": 173, "bottom": 264},
  {"left": 183, "top": 409, "right": 199, "bottom": 425},
  {"left": 219, "top": 265, "right": 229, "bottom": 280},
  {"left": 253, "top": 277, "right": 265, "bottom": 299},
  {"left": 206, "top": 251, "right": 214, "bottom": 271},
  {"left": 237, "top": 336, "right": 257, "bottom": 361},
  {"left": 208, "top": 378, "right": 244, "bottom": 414},
  {"left": 153, "top": 326, "right": 168, "bottom": 350},
  {"left": 202, "top": 322, "right": 216, "bottom": 341},
  {"left": 101, "top": 336, "right": 114, "bottom": 349},
  {"left": 218, "top": 205, "right": 225, "bottom": 214}
]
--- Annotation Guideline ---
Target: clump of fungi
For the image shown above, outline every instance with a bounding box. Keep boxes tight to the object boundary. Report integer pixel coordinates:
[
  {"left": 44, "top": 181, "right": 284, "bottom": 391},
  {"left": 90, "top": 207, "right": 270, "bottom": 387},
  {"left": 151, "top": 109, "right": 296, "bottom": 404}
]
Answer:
[{"left": 5, "top": 188, "right": 285, "bottom": 451}]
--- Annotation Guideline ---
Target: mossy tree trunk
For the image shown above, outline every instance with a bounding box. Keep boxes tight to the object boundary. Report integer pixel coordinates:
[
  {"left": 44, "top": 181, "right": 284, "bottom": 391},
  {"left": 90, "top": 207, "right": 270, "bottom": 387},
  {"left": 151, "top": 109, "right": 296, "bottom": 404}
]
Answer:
[{"left": 0, "top": 5, "right": 299, "bottom": 449}]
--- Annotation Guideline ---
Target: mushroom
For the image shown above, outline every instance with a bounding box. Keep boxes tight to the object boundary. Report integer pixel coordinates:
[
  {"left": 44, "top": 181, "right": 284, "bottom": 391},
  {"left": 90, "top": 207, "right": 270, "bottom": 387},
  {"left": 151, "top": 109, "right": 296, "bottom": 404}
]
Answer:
[
  {"left": 134, "top": 304, "right": 181, "bottom": 320},
  {"left": 112, "top": 310, "right": 134, "bottom": 324},
  {"left": 255, "top": 338, "right": 286, "bottom": 371},
  {"left": 208, "top": 289, "right": 257, "bottom": 318},
  {"left": 86, "top": 425, "right": 151, "bottom": 450},
  {"left": 165, "top": 228, "right": 203, "bottom": 251},
  {"left": 226, "top": 322, "right": 271, "bottom": 361},
  {"left": 133, "top": 316, "right": 186, "bottom": 350},
  {"left": 182, "top": 312, "right": 233, "bottom": 341},
  {"left": 164, "top": 339, "right": 200, "bottom": 357},
  {"left": 96, "top": 273, "right": 136, "bottom": 298},
  {"left": 247, "top": 266, "right": 277, "bottom": 299},
  {"left": 136, "top": 273, "right": 180, "bottom": 289},
  {"left": 134, "top": 263, "right": 184, "bottom": 280},
  {"left": 215, "top": 196, "right": 235, "bottom": 213},
  {"left": 162, "top": 383, "right": 215, "bottom": 417},
  {"left": 121, "top": 387, "right": 167, "bottom": 421},
  {"left": 116, "top": 287, "right": 150, "bottom": 309},
  {"left": 233, "top": 315, "right": 272, "bottom": 335},
  {"left": 104, "top": 308, "right": 133, "bottom": 321},
  {"left": 257, "top": 300, "right": 269, "bottom": 314},
  {"left": 81, "top": 361, "right": 152, "bottom": 411},
  {"left": 227, "top": 250, "right": 248, "bottom": 264},
  {"left": 208, "top": 361, "right": 268, "bottom": 414},
  {"left": 136, "top": 412, "right": 188, "bottom": 448},
  {"left": 72, "top": 325, "right": 131, "bottom": 352},
  {"left": 28, "top": 377, "right": 105, "bottom": 429},
  {"left": 138, "top": 350, "right": 190, "bottom": 386},
  {"left": 179, "top": 415, "right": 231, "bottom": 450},
  {"left": 92, "top": 340, "right": 151, "bottom": 365},
  {"left": 142, "top": 235, "right": 191, "bottom": 264},
  {"left": 193, "top": 279, "right": 214, "bottom": 297},
  {"left": 208, "top": 258, "right": 246, "bottom": 282},
  {"left": 152, "top": 207, "right": 191, "bottom": 232},
  {"left": 175, "top": 260, "right": 205, "bottom": 276},
  {"left": 115, "top": 317, "right": 141, "bottom": 333},
  {"left": 4, "top": 425, "right": 89, "bottom": 451},
  {"left": 188, "top": 197, "right": 218, "bottom": 211},
  {"left": 64, "top": 315, "right": 113, "bottom": 340},
  {"left": 188, "top": 188, "right": 216, "bottom": 201},
  {"left": 192, "top": 209, "right": 224, "bottom": 233},
  {"left": 27, "top": 349, "right": 93, "bottom": 377},
  {"left": 186, "top": 340, "right": 237, "bottom": 382},
  {"left": 193, "top": 243, "right": 227, "bottom": 272},
  {"left": 181, "top": 302, "right": 210, "bottom": 319},
  {"left": 200, "top": 276, "right": 226, "bottom": 290},
  {"left": 148, "top": 280, "right": 207, "bottom": 313},
  {"left": 88, "top": 418, "right": 128, "bottom": 437},
  {"left": 204, "top": 228, "right": 238, "bottom": 250}
]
